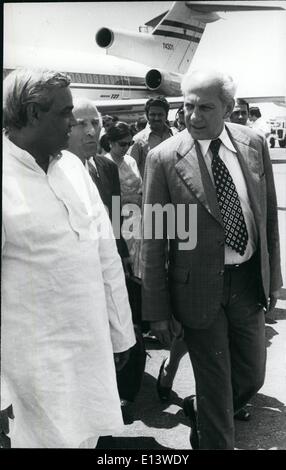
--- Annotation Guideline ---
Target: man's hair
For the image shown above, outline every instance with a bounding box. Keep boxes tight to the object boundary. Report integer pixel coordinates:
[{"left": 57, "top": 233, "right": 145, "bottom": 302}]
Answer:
[
  {"left": 102, "top": 115, "right": 118, "bottom": 125},
  {"left": 249, "top": 106, "right": 262, "bottom": 118},
  {"left": 145, "top": 96, "right": 170, "bottom": 116},
  {"left": 3, "top": 68, "right": 71, "bottom": 130},
  {"left": 72, "top": 97, "right": 103, "bottom": 128},
  {"left": 181, "top": 69, "right": 237, "bottom": 105},
  {"left": 106, "top": 121, "right": 132, "bottom": 142},
  {"left": 234, "top": 98, "right": 249, "bottom": 113}
]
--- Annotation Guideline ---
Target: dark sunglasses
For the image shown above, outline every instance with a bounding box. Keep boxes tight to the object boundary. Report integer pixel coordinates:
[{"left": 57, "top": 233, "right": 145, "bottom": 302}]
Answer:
[{"left": 117, "top": 141, "right": 133, "bottom": 148}]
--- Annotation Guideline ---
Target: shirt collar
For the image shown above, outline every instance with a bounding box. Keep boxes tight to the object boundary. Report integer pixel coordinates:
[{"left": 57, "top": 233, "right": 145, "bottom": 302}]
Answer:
[
  {"left": 85, "top": 157, "right": 99, "bottom": 173},
  {"left": 4, "top": 134, "right": 63, "bottom": 171},
  {"left": 197, "top": 126, "right": 237, "bottom": 158},
  {"left": 144, "top": 123, "right": 173, "bottom": 138},
  {"left": 3, "top": 135, "right": 39, "bottom": 171}
]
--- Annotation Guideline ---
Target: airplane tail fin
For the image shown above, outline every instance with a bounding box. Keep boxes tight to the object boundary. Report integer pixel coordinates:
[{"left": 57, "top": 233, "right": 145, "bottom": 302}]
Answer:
[{"left": 148, "top": 1, "right": 217, "bottom": 74}]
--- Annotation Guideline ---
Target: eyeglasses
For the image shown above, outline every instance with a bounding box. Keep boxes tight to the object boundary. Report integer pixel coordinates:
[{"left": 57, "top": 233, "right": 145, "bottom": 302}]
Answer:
[{"left": 117, "top": 141, "right": 133, "bottom": 148}]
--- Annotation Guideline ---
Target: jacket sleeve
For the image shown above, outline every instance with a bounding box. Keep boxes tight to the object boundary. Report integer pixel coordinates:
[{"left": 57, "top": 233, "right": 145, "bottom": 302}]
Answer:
[
  {"left": 141, "top": 149, "right": 172, "bottom": 322},
  {"left": 263, "top": 138, "right": 283, "bottom": 293}
]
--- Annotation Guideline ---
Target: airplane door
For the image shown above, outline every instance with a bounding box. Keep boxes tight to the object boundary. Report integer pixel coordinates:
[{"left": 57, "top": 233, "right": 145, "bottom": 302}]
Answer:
[{"left": 121, "top": 76, "right": 131, "bottom": 99}]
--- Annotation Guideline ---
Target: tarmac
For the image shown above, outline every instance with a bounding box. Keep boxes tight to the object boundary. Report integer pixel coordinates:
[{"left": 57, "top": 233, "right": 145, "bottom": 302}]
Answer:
[{"left": 111, "top": 298, "right": 286, "bottom": 451}]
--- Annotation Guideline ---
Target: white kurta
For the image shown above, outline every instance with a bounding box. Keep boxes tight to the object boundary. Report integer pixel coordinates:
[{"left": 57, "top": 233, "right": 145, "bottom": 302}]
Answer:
[{"left": 1, "top": 137, "right": 135, "bottom": 448}]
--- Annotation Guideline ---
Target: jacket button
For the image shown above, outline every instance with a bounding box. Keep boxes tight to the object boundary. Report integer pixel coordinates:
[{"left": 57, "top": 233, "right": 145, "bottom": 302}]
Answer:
[
  {"left": 219, "top": 240, "right": 224, "bottom": 246},
  {"left": 218, "top": 270, "right": 224, "bottom": 276}
]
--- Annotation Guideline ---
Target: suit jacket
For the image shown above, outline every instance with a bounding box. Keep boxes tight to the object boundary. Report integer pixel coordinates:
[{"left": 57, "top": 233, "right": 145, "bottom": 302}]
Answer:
[
  {"left": 141, "top": 123, "right": 282, "bottom": 329},
  {"left": 90, "top": 155, "right": 129, "bottom": 259}
]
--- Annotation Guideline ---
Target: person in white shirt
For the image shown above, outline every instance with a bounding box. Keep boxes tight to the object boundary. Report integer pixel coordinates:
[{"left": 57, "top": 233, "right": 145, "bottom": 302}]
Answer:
[
  {"left": 1, "top": 68, "right": 135, "bottom": 448},
  {"left": 249, "top": 106, "right": 271, "bottom": 138},
  {"left": 130, "top": 96, "right": 174, "bottom": 178},
  {"left": 68, "top": 100, "right": 146, "bottom": 427}
]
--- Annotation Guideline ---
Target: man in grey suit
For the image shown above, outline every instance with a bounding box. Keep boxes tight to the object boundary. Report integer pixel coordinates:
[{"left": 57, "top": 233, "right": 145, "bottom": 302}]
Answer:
[{"left": 141, "top": 69, "right": 282, "bottom": 449}]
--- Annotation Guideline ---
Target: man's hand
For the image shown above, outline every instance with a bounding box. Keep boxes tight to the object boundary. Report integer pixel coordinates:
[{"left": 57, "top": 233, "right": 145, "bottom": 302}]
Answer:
[
  {"left": 114, "top": 349, "right": 130, "bottom": 372},
  {"left": 150, "top": 320, "right": 173, "bottom": 348},
  {"left": 267, "top": 289, "right": 280, "bottom": 314}
]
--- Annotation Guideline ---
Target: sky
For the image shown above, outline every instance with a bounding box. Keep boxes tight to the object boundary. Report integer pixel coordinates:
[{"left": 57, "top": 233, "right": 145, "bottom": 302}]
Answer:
[{"left": 4, "top": 1, "right": 286, "bottom": 118}]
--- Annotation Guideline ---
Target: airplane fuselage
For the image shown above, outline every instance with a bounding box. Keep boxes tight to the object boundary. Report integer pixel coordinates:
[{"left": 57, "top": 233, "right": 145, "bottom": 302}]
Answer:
[{"left": 3, "top": 45, "right": 182, "bottom": 102}]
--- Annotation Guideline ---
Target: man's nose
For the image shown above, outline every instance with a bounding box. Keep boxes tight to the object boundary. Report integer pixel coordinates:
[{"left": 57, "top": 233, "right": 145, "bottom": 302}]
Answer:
[
  {"left": 190, "top": 107, "right": 201, "bottom": 121},
  {"left": 70, "top": 113, "right": 77, "bottom": 127},
  {"left": 86, "top": 124, "right": 96, "bottom": 136}
]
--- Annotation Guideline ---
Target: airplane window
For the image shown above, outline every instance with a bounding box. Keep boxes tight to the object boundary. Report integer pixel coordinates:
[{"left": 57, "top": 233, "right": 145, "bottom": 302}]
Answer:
[{"left": 122, "top": 76, "right": 130, "bottom": 85}]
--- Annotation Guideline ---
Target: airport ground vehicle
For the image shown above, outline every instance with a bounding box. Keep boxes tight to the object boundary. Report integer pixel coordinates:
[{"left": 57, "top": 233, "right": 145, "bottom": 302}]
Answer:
[{"left": 269, "top": 118, "right": 286, "bottom": 148}]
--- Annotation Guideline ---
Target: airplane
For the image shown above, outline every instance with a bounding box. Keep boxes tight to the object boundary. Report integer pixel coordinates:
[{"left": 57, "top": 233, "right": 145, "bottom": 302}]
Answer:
[{"left": 3, "top": 1, "right": 286, "bottom": 122}]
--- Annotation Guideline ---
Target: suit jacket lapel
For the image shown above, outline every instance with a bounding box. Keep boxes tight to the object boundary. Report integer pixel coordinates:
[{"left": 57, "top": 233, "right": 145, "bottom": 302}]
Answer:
[
  {"left": 174, "top": 126, "right": 262, "bottom": 228},
  {"left": 225, "top": 125, "right": 262, "bottom": 225},
  {"left": 175, "top": 131, "right": 224, "bottom": 227}
]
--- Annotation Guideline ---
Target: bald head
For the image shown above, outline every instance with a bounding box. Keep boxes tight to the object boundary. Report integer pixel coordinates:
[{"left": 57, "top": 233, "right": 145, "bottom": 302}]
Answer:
[
  {"left": 181, "top": 69, "right": 236, "bottom": 140},
  {"left": 68, "top": 98, "right": 102, "bottom": 162}
]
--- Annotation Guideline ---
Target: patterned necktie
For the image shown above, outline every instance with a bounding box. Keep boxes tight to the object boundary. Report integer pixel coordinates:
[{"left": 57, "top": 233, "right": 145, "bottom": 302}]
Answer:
[{"left": 210, "top": 138, "right": 248, "bottom": 256}]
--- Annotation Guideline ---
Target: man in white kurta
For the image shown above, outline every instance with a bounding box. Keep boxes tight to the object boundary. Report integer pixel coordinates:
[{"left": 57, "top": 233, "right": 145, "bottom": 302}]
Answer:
[{"left": 1, "top": 70, "right": 135, "bottom": 448}]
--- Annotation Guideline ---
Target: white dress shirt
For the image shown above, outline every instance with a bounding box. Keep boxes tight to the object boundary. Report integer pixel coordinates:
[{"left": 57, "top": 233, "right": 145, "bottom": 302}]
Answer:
[{"left": 198, "top": 127, "right": 258, "bottom": 264}]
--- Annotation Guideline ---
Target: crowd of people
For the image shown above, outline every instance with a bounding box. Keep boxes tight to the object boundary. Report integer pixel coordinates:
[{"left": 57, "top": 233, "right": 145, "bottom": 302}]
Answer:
[{"left": 1, "top": 66, "right": 282, "bottom": 449}]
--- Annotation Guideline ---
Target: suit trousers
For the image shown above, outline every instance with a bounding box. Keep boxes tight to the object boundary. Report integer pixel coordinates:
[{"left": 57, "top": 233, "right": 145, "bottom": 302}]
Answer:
[
  {"left": 183, "top": 255, "right": 266, "bottom": 449},
  {"left": 116, "top": 278, "right": 146, "bottom": 402}
]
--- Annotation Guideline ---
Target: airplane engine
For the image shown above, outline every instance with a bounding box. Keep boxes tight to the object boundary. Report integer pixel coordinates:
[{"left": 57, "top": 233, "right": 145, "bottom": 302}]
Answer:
[
  {"left": 96, "top": 27, "right": 154, "bottom": 52},
  {"left": 96, "top": 27, "right": 182, "bottom": 96},
  {"left": 145, "top": 69, "right": 182, "bottom": 97},
  {"left": 95, "top": 27, "right": 115, "bottom": 48}
]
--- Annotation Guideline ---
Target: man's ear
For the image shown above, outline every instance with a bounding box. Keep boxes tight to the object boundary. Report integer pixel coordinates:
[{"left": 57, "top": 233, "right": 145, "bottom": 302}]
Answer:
[
  {"left": 223, "top": 99, "right": 235, "bottom": 120},
  {"left": 26, "top": 103, "right": 41, "bottom": 126}
]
